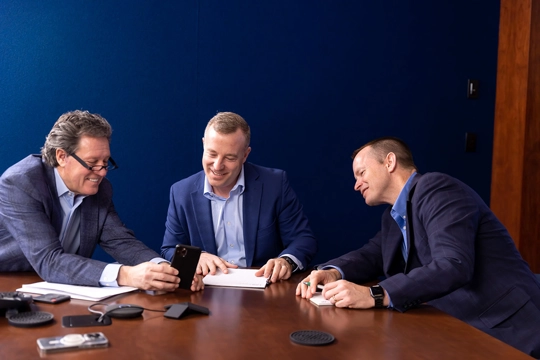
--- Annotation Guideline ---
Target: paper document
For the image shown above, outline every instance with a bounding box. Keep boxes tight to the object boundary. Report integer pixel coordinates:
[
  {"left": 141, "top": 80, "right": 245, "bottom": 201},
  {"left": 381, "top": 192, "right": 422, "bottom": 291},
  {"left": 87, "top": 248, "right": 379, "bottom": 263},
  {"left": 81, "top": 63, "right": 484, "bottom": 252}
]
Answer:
[
  {"left": 309, "top": 294, "right": 333, "bottom": 306},
  {"left": 202, "top": 269, "right": 268, "bottom": 289},
  {"left": 17, "top": 281, "right": 138, "bottom": 301}
]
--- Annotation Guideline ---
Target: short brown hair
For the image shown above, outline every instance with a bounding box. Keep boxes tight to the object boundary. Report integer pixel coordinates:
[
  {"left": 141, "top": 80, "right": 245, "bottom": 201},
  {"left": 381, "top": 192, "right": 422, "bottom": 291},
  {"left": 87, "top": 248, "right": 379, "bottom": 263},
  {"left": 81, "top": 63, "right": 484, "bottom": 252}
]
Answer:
[
  {"left": 204, "top": 112, "right": 250, "bottom": 147},
  {"left": 352, "top": 136, "right": 416, "bottom": 170}
]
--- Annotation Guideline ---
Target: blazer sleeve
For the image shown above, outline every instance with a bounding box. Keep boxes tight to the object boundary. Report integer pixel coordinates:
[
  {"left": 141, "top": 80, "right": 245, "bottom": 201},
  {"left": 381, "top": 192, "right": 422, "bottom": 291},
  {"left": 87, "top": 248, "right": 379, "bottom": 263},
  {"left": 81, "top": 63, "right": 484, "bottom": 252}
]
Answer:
[
  {"left": 88, "top": 180, "right": 161, "bottom": 268},
  {"left": 161, "top": 183, "right": 190, "bottom": 261}
]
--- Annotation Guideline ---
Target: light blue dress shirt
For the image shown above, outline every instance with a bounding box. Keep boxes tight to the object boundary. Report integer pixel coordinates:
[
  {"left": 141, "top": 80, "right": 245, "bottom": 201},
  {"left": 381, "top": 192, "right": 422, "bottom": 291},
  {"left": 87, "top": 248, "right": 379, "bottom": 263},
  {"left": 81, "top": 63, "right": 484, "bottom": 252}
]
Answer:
[{"left": 204, "top": 166, "right": 247, "bottom": 267}]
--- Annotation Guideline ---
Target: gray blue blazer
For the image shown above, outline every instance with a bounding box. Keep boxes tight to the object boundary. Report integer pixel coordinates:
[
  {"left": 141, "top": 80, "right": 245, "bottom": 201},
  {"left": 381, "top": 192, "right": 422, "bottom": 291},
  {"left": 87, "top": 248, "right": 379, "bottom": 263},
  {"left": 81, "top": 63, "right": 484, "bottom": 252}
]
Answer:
[{"left": 0, "top": 155, "right": 160, "bottom": 286}]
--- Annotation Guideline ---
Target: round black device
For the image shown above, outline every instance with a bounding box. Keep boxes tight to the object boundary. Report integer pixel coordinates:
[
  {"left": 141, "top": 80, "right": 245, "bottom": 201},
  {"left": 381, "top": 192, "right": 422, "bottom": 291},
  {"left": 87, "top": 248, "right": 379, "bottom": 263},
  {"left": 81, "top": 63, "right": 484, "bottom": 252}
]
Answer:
[{"left": 104, "top": 304, "right": 144, "bottom": 319}]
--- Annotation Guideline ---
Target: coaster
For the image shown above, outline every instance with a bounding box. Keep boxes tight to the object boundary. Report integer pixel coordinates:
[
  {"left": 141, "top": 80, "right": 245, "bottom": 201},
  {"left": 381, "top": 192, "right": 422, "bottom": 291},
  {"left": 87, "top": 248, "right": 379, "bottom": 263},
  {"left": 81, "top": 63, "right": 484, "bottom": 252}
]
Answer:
[
  {"left": 8, "top": 311, "right": 54, "bottom": 328},
  {"left": 290, "top": 330, "right": 335, "bottom": 346}
]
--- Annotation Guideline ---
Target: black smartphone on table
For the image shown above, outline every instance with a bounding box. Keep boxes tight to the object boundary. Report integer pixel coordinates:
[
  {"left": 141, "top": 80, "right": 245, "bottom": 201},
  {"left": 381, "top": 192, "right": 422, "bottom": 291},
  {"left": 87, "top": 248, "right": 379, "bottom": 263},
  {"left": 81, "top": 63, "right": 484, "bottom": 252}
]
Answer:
[
  {"left": 170, "top": 245, "right": 202, "bottom": 289},
  {"left": 33, "top": 293, "right": 71, "bottom": 304}
]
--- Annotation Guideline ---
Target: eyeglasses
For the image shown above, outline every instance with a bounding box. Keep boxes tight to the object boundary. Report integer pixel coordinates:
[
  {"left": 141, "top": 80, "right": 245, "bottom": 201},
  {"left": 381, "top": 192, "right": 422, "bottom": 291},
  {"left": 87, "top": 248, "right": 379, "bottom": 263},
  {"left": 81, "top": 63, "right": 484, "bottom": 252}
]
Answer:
[{"left": 69, "top": 152, "right": 119, "bottom": 172}]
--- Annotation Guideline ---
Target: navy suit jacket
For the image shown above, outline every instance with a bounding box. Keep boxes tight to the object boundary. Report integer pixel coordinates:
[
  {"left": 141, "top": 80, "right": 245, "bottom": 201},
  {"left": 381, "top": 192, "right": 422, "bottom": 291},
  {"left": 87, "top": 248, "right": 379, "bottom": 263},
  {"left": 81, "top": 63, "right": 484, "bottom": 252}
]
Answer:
[
  {"left": 0, "top": 155, "right": 160, "bottom": 286},
  {"left": 161, "top": 162, "right": 317, "bottom": 268},
  {"left": 319, "top": 172, "right": 540, "bottom": 357}
]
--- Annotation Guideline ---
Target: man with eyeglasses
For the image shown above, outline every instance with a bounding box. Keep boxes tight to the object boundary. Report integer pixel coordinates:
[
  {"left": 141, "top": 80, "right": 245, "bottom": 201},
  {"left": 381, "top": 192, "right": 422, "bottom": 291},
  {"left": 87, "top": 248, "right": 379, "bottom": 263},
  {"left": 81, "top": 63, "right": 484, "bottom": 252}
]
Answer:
[{"left": 0, "top": 110, "right": 202, "bottom": 291}]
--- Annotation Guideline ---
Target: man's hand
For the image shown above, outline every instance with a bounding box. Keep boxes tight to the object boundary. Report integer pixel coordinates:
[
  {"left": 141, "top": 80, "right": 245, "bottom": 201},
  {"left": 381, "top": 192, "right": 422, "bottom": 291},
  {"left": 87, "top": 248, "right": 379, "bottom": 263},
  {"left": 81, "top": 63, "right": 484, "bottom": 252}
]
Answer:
[
  {"left": 295, "top": 268, "right": 341, "bottom": 299},
  {"left": 197, "top": 253, "right": 238, "bottom": 276},
  {"left": 117, "top": 262, "right": 180, "bottom": 292},
  {"left": 190, "top": 274, "right": 205, "bottom": 292},
  {"left": 254, "top": 257, "right": 293, "bottom": 283},
  {"left": 320, "top": 280, "right": 378, "bottom": 309}
]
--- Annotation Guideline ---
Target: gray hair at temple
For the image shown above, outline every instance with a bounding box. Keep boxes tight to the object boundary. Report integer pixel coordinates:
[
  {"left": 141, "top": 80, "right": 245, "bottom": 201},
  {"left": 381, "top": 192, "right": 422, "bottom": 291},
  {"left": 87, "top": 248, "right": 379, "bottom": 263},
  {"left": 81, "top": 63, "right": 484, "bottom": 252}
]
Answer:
[
  {"left": 204, "top": 112, "right": 251, "bottom": 148},
  {"left": 41, "top": 110, "right": 112, "bottom": 167},
  {"left": 352, "top": 136, "right": 417, "bottom": 171}
]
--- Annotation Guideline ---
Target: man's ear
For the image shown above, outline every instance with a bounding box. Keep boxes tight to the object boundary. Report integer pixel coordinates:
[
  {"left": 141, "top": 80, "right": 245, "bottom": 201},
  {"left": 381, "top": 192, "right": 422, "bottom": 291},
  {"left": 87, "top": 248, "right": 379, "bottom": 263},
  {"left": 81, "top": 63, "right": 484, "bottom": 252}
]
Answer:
[
  {"left": 385, "top": 152, "right": 397, "bottom": 172},
  {"left": 56, "top": 149, "right": 68, "bottom": 167},
  {"left": 242, "top": 147, "right": 252, "bottom": 163}
]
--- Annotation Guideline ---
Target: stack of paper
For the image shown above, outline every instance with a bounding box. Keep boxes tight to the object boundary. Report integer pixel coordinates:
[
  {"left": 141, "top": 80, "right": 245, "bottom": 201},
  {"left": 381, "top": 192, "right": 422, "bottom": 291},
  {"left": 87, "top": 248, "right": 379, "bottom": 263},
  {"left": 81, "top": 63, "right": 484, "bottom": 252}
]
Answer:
[
  {"left": 17, "top": 281, "right": 138, "bottom": 301},
  {"left": 202, "top": 269, "right": 268, "bottom": 289}
]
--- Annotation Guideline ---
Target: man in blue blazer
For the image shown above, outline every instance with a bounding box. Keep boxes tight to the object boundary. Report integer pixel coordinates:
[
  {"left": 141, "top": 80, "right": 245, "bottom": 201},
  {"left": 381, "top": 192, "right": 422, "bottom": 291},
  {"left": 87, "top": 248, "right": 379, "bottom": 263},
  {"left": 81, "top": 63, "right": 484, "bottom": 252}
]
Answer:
[
  {"left": 0, "top": 110, "right": 201, "bottom": 291},
  {"left": 297, "top": 137, "right": 540, "bottom": 357},
  {"left": 161, "top": 112, "right": 317, "bottom": 283}
]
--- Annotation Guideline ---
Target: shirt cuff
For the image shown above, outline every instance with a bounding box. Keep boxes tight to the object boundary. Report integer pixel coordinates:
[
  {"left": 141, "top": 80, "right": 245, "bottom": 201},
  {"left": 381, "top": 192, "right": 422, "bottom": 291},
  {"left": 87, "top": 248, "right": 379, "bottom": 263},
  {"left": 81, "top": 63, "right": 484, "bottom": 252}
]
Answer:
[
  {"left": 151, "top": 257, "right": 170, "bottom": 265},
  {"left": 99, "top": 263, "right": 123, "bottom": 287}
]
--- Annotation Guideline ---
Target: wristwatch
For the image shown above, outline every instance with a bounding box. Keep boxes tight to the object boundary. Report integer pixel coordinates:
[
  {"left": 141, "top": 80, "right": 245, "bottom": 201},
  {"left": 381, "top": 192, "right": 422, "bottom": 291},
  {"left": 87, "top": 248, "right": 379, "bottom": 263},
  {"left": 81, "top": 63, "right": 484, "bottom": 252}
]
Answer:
[
  {"left": 281, "top": 256, "right": 298, "bottom": 272},
  {"left": 369, "top": 285, "right": 385, "bottom": 308}
]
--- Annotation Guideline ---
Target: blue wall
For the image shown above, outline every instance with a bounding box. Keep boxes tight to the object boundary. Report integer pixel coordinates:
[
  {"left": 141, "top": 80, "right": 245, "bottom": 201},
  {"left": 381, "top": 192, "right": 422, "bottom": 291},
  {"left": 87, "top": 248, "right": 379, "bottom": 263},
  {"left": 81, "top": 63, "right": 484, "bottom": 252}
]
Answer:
[{"left": 0, "top": 1, "right": 500, "bottom": 265}]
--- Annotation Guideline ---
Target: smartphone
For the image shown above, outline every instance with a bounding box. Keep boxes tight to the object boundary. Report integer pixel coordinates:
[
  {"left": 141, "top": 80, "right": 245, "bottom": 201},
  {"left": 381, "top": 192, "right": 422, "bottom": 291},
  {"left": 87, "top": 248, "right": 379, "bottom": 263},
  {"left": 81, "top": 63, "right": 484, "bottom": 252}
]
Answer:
[
  {"left": 37, "top": 332, "right": 109, "bottom": 354},
  {"left": 34, "top": 293, "right": 71, "bottom": 304},
  {"left": 170, "top": 245, "right": 201, "bottom": 290}
]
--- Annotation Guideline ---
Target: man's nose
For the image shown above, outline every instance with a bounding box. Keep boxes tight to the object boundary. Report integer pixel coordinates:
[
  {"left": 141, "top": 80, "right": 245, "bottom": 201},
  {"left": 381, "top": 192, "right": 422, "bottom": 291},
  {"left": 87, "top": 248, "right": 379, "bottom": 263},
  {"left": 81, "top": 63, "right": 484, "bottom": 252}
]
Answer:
[
  {"left": 214, "top": 157, "right": 224, "bottom": 169},
  {"left": 354, "top": 179, "right": 362, "bottom": 191}
]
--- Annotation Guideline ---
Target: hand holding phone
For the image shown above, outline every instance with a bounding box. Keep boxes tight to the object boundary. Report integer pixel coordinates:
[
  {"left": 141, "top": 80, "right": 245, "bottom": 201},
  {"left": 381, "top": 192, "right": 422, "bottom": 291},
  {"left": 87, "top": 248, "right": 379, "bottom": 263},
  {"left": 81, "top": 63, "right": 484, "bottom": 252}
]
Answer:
[{"left": 170, "top": 245, "right": 202, "bottom": 290}]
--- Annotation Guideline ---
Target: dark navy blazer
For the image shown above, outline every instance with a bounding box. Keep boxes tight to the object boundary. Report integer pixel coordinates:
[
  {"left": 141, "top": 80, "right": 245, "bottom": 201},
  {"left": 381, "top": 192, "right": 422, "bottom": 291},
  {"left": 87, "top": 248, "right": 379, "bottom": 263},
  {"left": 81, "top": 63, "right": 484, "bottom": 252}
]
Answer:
[
  {"left": 161, "top": 162, "right": 317, "bottom": 268},
  {"left": 319, "top": 172, "right": 540, "bottom": 357}
]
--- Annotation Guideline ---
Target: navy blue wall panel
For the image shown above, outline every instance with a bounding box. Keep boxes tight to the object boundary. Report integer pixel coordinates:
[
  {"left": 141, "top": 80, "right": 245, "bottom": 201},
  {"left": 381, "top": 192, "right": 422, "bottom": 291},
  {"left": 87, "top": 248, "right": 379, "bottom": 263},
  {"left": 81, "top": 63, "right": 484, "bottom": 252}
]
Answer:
[{"left": 0, "top": 1, "right": 500, "bottom": 265}]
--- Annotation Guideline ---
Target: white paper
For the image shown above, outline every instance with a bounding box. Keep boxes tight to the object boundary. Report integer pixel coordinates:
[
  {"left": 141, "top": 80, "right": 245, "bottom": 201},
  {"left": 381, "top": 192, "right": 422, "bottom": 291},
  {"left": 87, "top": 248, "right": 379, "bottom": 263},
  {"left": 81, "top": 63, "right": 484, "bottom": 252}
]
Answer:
[
  {"left": 309, "top": 293, "right": 333, "bottom": 306},
  {"left": 202, "top": 268, "right": 268, "bottom": 289},
  {"left": 17, "top": 281, "right": 138, "bottom": 301}
]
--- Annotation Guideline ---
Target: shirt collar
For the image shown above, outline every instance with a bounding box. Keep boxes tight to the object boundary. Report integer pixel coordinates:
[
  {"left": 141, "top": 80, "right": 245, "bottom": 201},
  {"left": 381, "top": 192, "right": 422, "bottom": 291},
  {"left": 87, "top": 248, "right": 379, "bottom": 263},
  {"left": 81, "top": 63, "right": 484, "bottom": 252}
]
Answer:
[
  {"left": 54, "top": 167, "right": 73, "bottom": 198},
  {"left": 392, "top": 172, "right": 417, "bottom": 218},
  {"left": 204, "top": 165, "right": 246, "bottom": 198}
]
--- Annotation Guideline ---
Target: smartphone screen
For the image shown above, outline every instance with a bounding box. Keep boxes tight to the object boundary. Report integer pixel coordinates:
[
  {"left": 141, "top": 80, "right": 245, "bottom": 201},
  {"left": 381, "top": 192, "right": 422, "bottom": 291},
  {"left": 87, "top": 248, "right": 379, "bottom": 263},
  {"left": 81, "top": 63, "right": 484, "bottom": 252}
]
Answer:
[{"left": 170, "top": 245, "right": 201, "bottom": 290}]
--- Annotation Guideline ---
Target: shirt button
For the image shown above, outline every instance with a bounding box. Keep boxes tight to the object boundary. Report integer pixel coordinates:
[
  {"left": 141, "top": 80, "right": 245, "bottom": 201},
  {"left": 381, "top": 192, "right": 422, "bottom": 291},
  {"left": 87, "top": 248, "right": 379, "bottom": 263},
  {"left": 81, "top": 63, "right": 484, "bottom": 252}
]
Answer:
[
  {"left": 230, "top": 244, "right": 234, "bottom": 248},
  {"left": 403, "top": 226, "right": 406, "bottom": 230}
]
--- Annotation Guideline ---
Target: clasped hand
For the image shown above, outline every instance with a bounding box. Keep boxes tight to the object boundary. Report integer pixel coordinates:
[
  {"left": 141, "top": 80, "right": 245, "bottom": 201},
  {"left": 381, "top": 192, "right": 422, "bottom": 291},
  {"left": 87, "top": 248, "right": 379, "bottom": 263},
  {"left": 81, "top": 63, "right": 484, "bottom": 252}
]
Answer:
[{"left": 295, "top": 269, "right": 376, "bottom": 309}]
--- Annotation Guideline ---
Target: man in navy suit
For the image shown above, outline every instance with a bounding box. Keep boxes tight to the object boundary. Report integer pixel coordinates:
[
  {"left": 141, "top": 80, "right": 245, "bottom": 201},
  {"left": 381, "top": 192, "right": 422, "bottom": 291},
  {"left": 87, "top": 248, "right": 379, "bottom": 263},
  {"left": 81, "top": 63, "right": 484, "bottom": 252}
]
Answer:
[
  {"left": 161, "top": 112, "right": 317, "bottom": 283},
  {"left": 297, "top": 137, "right": 540, "bottom": 357},
  {"left": 0, "top": 110, "right": 202, "bottom": 291}
]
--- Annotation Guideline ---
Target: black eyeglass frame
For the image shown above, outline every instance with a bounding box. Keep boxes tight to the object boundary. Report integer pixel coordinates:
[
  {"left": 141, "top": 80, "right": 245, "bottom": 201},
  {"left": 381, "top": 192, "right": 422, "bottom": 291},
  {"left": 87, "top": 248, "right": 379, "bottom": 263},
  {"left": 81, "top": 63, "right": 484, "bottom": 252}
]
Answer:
[{"left": 69, "top": 152, "right": 118, "bottom": 172}]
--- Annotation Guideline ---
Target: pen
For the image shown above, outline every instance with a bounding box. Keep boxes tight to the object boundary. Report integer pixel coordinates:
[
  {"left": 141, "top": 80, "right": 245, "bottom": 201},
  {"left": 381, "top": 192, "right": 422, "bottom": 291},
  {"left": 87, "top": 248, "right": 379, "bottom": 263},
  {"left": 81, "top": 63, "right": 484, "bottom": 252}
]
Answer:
[{"left": 302, "top": 281, "right": 324, "bottom": 290}]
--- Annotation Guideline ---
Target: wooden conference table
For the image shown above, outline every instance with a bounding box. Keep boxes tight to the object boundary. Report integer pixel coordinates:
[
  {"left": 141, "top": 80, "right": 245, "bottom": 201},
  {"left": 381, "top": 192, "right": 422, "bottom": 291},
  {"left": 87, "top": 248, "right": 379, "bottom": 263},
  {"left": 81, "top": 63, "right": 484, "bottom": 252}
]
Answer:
[{"left": 0, "top": 272, "right": 532, "bottom": 360}]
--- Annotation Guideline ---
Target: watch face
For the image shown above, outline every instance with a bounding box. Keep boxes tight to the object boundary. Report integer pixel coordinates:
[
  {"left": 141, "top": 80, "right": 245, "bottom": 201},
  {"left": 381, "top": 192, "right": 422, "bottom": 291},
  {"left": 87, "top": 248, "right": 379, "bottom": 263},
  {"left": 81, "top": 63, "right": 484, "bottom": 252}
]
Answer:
[{"left": 370, "top": 286, "right": 384, "bottom": 298}]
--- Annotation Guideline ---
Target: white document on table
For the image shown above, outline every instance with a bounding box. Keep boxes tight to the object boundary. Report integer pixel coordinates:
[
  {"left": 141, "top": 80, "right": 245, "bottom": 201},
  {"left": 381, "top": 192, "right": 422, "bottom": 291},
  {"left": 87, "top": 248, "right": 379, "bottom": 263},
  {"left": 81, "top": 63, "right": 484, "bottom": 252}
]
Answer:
[
  {"left": 202, "top": 268, "right": 268, "bottom": 289},
  {"left": 309, "top": 294, "right": 333, "bottom": 306},
  {"left": 17, "top": 281, "right": 138, "bottom": 301}
]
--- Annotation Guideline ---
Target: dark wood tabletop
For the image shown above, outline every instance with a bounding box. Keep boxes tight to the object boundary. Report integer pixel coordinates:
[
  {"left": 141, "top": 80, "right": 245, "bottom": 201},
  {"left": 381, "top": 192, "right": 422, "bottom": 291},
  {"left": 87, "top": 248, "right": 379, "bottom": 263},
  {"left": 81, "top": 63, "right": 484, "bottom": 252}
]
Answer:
[{"left": 0, "top": 271, "right": 532, "bottom": 360}]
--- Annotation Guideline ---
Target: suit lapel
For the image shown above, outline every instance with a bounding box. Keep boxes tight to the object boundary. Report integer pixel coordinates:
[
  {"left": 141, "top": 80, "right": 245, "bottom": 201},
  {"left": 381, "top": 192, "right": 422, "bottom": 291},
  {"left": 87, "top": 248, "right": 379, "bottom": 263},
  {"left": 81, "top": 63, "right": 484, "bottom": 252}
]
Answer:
[
  {"left": 242, "top": 164, "right": 261, "bottom": 267},
  {"left": 191, "top": 185, "right": 218, "bottom": 255},
  {"left": 404, "top": 179, "right": 419, "bottom": 273},
  {"left": 43, "top": 163, "right": 63, "bottom": 235}
]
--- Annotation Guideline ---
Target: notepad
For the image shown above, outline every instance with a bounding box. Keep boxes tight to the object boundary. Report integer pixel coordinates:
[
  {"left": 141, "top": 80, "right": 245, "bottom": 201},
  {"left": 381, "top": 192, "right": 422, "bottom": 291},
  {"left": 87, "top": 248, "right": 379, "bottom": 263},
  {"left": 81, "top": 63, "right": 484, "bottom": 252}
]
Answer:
[
  {"left": 309, "top": 294, "right": 333, "bottom": 306},
  {"left": 17, "top": 281, "right": 138, "bottom": 301},
  {"left": 202, "top": 268, "right": 268, "bottom": 289}
]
